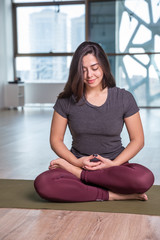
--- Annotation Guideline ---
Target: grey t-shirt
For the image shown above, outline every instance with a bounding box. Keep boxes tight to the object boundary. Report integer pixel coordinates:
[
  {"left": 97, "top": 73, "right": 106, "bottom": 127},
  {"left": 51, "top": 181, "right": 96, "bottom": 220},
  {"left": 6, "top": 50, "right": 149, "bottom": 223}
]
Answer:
[{"left": 54, "top": 87, "right": 139, "bottom": 160}]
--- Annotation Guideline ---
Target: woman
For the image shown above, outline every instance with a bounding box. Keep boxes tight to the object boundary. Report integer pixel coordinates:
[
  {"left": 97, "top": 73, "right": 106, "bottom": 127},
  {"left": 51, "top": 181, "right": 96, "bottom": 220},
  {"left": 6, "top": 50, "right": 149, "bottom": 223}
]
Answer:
[{"left": 34, "top": 41, "right": 154, "bottom": 202}]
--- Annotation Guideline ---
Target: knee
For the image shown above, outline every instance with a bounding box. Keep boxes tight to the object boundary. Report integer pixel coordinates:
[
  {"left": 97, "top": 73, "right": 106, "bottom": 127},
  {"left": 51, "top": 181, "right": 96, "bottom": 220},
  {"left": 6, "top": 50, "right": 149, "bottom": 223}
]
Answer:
[
  {"left": 34, "top": 169, "right": 73, "bottom": 201},
  {"left": 34, "top": 171, "right": 52, "bottom": 200},
  {"left": 34, "top": 173, "right": 45, "bottom": 199},
  {"left": 134, "top": 169, "right": 155, "bottom": 193}
]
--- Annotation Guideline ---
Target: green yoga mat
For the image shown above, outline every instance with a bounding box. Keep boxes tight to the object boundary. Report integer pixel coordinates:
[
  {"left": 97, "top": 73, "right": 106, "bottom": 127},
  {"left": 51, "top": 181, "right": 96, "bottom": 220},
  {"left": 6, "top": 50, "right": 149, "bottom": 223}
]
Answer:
[{"left": 0, "top": 179, "right": 159, "bottom": 216}]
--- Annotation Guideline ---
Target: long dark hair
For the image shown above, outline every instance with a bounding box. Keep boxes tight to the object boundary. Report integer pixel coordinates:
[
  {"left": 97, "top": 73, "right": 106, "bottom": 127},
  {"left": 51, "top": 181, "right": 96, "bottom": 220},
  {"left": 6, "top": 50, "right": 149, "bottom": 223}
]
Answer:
[{"left": 58, "top": 41, "right": 116, "bottom": 102}]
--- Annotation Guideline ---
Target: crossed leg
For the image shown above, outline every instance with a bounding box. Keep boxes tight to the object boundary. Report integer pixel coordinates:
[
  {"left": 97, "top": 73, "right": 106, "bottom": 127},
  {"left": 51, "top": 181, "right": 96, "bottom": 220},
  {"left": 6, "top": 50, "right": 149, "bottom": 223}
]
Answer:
[
  {"left": 34, "top": 168, "right": 108, "bottom": 202},
  {"left": 34, "top": 160, "right": 154, "bottom": 202}
]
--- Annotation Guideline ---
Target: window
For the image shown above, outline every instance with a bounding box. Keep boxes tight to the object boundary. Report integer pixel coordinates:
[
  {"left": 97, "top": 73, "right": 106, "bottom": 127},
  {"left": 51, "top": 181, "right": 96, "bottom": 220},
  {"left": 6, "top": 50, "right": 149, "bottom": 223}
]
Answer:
[
  {"left": 16, "top": 5, "right": 85, "bottom": 53},
  {"left": 88, "top": 0, "right": 160, "bottom": 107},
  {"left": 13, "top": 0, "right": 160, "bottom": 106},
  {"left": 16, "top": 56, "right": 72, "bottom": 82},
  {"left": 13, "top": 1, "right": 85, "bottom": 82}
]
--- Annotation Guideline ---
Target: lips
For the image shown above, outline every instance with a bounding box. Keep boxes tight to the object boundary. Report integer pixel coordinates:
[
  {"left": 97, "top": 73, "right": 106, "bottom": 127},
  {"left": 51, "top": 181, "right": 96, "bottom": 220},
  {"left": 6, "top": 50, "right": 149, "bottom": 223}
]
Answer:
[{"left": 87, "top": 79, "right": 96, "bottom": 84}]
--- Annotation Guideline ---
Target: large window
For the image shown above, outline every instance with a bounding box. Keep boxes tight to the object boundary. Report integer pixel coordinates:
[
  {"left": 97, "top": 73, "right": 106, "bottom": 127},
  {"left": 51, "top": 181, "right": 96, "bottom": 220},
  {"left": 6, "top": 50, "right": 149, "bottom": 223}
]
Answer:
[
  {"left": 116, "top": 0, "right": 160, "bottom": 107},
  {"left": 89, "top": 0, "right": 160, "bottom": 107},
  {"left": 16, "top": 5, "right": 85, "bottom": 53},
  {"left": 13, "top": 0, "right": 160, "bottom": 106},
  {"left": 13, "top": 1, "right": 85, "bottom": 82}
]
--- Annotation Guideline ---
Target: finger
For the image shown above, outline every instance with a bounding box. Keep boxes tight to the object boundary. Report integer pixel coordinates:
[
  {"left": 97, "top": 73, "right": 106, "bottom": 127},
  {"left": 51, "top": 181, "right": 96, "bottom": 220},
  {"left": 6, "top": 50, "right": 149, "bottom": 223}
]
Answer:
[
  {"left": 94, "top": 155, "right": 106, "bottom": 163},
  {"left": 85, "top": 161, "right": 101, "bottom": 167},
  {"left": 90, "top": 154, "right": 103, "bottom": 162},
  {"left": 84, "top": 165, "right": 102, "bottom": 171},
  {"left": 83, "top": 162, "right": 100, "bottom": 169},
  {"left": 95, "top": 154, "right": 104, "bottom": 160},
  {"left": 85, "top": 156, "right": 95, "bottom": 162},
  {"left": 89, "top": 161, "right": 101, "bottom": 166}
]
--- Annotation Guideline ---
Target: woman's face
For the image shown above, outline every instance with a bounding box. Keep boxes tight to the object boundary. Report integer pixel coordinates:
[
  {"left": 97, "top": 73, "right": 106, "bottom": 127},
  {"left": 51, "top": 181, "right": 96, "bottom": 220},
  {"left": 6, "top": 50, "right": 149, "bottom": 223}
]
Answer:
[{"left": 82, "top": 54, "right": 104, "bottom": 90}]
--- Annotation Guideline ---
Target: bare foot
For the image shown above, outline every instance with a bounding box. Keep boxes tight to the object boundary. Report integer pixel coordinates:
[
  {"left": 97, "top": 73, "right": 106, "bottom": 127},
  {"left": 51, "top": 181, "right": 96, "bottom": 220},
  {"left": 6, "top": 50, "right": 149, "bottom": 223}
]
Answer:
[
  {"left": 109, "top": 191, "right": 148, "bottom": 201},
  {"left": 49, "top": 158, "right": 70, "bottom": 170},
  {"left": 49, "top": 158, "right": 82, "bottom": 179}
]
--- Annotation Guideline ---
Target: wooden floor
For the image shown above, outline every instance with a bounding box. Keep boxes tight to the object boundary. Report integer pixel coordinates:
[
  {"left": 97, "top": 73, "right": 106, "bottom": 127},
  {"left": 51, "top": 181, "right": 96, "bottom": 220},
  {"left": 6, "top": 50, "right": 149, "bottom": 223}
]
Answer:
[
  {"left": 0, "top": 209, "right": 160, "bottom": 240},
  {"left": 0, "top": 107, "right": 160, "bottom": 240}
]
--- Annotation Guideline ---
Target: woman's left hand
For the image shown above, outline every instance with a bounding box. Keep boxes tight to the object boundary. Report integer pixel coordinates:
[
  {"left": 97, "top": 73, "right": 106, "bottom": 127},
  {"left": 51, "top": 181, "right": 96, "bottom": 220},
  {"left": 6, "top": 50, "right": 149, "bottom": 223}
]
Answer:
[{"left": 84, "top": 155, "right": 115, "bottom": 170}]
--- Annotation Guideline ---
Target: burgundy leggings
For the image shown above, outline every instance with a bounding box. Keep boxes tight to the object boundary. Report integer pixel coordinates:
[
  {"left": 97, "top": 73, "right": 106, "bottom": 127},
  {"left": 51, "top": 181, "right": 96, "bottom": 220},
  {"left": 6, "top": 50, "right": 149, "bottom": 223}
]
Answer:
[{"left": 34, "top": 163, "right": 154, "bottom": 202}]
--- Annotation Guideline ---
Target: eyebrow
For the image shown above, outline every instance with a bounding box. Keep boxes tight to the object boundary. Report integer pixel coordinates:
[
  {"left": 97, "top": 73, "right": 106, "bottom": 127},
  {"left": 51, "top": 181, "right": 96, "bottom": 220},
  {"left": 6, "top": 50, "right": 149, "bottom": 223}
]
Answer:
[{"left": 82, "top": 63, "right": 99, "bottom": 68}]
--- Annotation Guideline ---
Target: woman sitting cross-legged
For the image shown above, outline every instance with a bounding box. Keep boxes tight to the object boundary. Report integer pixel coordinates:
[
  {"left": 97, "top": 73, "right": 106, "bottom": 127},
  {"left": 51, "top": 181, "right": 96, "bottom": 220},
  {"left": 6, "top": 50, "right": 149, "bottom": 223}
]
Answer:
[{"left": 34, "top": 41, "right": 154, "bottom": 202}]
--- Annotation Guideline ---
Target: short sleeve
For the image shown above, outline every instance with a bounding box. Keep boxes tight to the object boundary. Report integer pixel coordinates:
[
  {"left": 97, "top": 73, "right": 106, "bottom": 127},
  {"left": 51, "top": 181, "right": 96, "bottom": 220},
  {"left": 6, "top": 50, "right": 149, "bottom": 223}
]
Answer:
[
  {"left": 122, "top": 89, "right": 139, "bottom": 118},
  {"left": 53, "top": 97, "right": 70, "bottom": 119}
]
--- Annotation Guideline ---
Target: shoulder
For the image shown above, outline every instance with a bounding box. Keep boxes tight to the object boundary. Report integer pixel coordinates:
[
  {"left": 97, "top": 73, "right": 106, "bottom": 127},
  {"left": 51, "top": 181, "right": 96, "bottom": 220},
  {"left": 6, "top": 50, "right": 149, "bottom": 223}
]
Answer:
[
  {"left": 108, "top": 86, "right": 127, "bottom": 101},
  {"left": 55, "top": 96, "right": 71, "bottom": 104},
  {"left": 109, "top": 87, "right": 139, "bottom": 118},
  {"left": 109, "top": 86, "right": 128, "bottom": 95},
  {"left": 54, "top": 96, "right": 74, "bottom": 118},
  {"left": 109, "top": 87, "right": 135, "bottom": 101}
]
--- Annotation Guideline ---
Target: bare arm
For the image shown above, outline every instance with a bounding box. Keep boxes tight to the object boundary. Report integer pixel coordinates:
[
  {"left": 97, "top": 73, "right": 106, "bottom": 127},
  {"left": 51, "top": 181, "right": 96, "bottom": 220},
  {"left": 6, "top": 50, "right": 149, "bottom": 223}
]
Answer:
[
  {"left": 113, "top": 111, "right": 144, "bottom": 166},
  {"left": 50, "top": 111, "right": 82, "bottom": 167}
]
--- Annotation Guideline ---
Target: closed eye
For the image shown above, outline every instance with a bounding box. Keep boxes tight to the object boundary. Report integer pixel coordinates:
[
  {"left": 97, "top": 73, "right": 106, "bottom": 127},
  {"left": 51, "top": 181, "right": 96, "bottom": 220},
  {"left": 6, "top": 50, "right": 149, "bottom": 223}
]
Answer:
[
  {"left": 82, "top": 63, "right": 99, "bottom": 72},
  {"left": 92, "top": 67, "right": 99, "bottom": 71}
]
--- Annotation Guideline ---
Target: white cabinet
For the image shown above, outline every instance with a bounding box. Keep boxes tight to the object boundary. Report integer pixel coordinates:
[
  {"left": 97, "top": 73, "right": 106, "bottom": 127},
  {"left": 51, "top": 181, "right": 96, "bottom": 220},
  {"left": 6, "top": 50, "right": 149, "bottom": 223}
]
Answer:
[{"left": 5, "top": 83, "right": 25, "bottom": 108}]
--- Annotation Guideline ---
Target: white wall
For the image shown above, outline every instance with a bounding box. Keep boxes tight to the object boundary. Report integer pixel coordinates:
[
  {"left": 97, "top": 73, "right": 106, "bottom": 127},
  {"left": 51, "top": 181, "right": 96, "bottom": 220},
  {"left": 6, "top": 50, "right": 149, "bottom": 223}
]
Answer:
[
  {"left": 0, "top": 0, "right": 14, "bottom": 109},
  {"left": 25, "top": 82, "right": 65, "bottom": 104}
]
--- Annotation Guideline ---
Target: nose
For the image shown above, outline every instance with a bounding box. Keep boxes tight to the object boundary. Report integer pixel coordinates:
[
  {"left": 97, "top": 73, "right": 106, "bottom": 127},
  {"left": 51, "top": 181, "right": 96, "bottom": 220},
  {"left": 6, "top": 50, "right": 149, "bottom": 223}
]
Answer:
[{"left": 87, "top": 68, "right": 93, "bottom": 78}]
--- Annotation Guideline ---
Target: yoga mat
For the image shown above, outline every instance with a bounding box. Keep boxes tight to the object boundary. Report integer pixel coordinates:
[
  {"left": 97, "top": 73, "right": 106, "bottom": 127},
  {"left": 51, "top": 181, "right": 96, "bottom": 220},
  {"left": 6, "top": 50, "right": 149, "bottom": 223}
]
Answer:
[{"left": 0, "top": 179, "right": 159, "bottom": 216}]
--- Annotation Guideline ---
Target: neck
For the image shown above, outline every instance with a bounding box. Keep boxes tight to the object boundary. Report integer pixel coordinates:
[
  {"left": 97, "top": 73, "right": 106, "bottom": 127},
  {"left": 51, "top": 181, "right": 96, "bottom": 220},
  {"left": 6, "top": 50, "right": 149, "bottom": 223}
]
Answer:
[
  {"left": 84, "top": 87, "right": 108, "bottom": 107},
  {"left": 85, "top": 86, "right": 107, "bottom": 97},
  {"left": 85, "top": 85, "right": 103, "bottom": 95}
]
